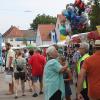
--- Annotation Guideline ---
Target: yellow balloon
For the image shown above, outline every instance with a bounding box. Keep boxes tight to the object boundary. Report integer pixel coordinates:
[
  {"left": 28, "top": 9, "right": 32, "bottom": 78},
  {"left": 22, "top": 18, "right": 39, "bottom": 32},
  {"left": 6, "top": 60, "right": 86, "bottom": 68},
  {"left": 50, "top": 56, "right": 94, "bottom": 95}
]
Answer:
[{"left": 60, "top": 35, "right": 66, "bottom": 41}]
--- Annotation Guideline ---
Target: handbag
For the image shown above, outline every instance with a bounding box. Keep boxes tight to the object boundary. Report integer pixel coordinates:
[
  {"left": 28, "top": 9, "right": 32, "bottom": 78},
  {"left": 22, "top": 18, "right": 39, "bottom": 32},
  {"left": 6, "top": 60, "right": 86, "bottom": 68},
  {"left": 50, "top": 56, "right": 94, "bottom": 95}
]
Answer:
[{"left": 4, "top": 72, "right": 12, "bottom": 84}]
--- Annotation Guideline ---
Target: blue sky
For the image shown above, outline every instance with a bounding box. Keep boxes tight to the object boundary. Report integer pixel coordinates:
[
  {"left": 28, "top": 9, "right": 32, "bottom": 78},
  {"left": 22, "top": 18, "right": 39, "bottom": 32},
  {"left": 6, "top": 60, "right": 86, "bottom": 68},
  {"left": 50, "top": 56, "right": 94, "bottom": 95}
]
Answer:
[{"left": 0, "top": 0, "right": 75, "bottom": 34}]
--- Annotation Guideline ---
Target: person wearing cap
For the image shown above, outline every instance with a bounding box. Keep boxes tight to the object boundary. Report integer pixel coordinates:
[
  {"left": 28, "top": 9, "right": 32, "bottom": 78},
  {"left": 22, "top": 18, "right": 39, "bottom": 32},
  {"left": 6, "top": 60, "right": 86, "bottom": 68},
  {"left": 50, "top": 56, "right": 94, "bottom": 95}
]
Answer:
[
  {"left": 43, "top": 46, "right": 68, "bottom": 100},
  {"left": 76, "top": 42, "right": 90, "bottom": 100},
  {"left": 28, "top": 48, "right": 46, "bottom": 97},
  {"left": 77, "top": 40, "right": 100, "bottom": 100}
]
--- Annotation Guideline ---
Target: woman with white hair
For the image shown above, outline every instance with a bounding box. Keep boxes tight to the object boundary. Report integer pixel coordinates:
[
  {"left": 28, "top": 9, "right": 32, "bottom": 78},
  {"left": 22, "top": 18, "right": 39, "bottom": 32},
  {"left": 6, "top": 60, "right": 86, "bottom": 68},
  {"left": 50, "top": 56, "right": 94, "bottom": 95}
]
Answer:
[{"left": 43, "top": 46, "right": 67, "bottom": 100}]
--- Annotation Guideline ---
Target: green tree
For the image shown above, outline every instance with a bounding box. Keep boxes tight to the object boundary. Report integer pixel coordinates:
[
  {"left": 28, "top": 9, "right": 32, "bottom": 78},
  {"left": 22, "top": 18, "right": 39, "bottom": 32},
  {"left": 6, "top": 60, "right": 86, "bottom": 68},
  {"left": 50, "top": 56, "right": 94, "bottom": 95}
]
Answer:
[
  {"left": 30, "top": 14, "right": 57, "bottom": 30},
  {"left": 89, "top": 0, "right": 100, "bottom": 30}
]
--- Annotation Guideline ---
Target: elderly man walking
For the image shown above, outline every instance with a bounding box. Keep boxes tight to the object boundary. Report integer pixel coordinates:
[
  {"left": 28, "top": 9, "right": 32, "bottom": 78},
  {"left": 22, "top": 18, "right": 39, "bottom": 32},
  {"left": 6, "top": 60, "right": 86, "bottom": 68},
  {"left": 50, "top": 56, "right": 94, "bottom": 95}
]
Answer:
[
  {"left": 77, "top": 40, "right": 100, "bottom": 100},
  {"left": 76, "top": 42, "right": 90, "bottom": 100}
]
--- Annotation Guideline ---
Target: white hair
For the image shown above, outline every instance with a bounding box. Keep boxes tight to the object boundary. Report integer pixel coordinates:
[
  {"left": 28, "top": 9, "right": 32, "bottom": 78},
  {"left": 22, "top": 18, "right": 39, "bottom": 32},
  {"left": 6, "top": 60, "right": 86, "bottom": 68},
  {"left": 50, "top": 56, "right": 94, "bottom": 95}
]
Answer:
[
  {"left": 46, "top": 46, "right": 56, "bottom": 55},
  {"left": 80, "top": 42, "right": 89, "bottom": 51}
]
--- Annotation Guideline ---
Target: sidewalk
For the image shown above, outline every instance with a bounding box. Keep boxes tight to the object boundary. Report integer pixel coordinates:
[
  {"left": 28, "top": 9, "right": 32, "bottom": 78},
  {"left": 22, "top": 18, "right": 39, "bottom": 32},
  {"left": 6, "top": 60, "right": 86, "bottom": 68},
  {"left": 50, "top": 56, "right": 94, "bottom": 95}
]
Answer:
[
  {"left": 0, "top": 72, "right": 76, "bottom": 100},
  {"left": 0, "top": 73, "right": 44, "bottom": 100}
]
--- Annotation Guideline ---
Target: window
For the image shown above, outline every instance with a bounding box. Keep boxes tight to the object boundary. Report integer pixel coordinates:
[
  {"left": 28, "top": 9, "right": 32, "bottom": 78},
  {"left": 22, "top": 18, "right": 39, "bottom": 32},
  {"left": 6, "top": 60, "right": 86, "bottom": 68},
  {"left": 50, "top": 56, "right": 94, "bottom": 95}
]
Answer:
[
  {"left": 10, "top": 38, "right": 13, "bottom": 41},
  {"left": 17, "top": 45, "right": 20, "bottom": 47}
]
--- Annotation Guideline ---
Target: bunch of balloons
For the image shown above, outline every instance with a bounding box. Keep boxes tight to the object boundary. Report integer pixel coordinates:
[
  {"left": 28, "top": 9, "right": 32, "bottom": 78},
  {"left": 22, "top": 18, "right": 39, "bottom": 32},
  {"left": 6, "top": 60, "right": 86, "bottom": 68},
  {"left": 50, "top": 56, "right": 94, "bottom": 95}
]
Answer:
[
  {"left": 59, "top": 19, "right": 72, "bottom": 40},
  {"left": 59, "top": 0, "right": 91, "bottom": 36}
]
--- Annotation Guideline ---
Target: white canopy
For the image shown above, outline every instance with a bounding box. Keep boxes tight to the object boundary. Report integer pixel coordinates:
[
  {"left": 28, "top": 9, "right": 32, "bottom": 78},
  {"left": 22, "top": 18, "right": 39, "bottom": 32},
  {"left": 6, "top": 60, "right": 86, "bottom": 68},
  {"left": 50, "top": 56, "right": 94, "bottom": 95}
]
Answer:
[
  {"left": 11, "top": 46, "right": 26, "bottom": 50},
  {"left": 57, "top": 40, "right": 67, "bottom": 46},
  {"left": 37, "top": 44, "right": 50, "bottom": 48}
]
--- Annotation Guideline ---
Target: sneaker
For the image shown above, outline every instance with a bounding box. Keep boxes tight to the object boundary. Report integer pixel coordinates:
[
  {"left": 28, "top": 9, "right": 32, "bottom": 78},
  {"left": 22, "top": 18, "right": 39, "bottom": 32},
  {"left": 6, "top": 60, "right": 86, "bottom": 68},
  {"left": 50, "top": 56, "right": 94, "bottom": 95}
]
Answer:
[
  {"left": 32, "top": 93, "right": 38, "bottom": 97},
  {"left": 39, "top": 91, "right": 43, "bottom": 95},
  {"left": 14, "top": 96, "right": 18, "bottom": 99}
]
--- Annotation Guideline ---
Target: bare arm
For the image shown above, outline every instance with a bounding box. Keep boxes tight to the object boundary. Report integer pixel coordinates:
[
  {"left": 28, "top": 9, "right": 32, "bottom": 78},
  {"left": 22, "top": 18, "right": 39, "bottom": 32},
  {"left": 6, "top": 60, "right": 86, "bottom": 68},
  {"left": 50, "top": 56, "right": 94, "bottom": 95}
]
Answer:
[
  {"left": 8, "top": 57, "right": 13, "bottom": 68},
  {"left": 77, "top": 68, "right": 86, "bottom": 100},
  {"left": 64, "top": 69, "right": 72, "bottom": 82},
  {"left": 60, "top": 66, "right": 68, "bottom": 73}
]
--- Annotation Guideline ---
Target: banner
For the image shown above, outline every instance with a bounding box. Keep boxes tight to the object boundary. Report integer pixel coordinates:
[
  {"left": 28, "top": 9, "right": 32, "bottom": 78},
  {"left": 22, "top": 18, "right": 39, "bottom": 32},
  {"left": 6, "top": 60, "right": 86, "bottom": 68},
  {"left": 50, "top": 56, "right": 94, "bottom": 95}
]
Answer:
[{"left": 51, "top": 31, "right": 58, "bottom": 43}]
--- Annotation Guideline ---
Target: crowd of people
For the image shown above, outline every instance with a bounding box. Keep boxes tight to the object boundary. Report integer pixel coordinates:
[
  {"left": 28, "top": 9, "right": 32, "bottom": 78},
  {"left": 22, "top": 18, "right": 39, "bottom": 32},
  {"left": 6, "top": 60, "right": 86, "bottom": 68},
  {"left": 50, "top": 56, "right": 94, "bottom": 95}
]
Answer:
[
  {"left": 1, "top": 40, "right": 100, "bottom": 100},
  {"left": 3, "top": 43, "right": 46, "bottom": 99}
]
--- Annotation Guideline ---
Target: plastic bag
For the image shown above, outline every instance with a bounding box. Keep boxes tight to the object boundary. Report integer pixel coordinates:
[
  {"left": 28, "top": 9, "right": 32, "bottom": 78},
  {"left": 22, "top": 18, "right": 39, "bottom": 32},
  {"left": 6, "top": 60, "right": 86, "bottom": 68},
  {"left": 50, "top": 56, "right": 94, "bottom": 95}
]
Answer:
[{"left": 4, "top": 72, "right": 12, "bottom": 84}]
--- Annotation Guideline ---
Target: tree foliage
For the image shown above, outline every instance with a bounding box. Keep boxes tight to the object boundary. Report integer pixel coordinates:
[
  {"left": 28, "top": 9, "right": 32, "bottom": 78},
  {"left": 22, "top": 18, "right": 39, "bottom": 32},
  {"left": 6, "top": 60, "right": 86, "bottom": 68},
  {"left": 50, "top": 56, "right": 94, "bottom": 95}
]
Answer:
[
  {"left": 30, "top": 14, "right": 57, "bottom": 30},
  {"left": 89, "top": 0, "right": 100, "bottom": 30}
]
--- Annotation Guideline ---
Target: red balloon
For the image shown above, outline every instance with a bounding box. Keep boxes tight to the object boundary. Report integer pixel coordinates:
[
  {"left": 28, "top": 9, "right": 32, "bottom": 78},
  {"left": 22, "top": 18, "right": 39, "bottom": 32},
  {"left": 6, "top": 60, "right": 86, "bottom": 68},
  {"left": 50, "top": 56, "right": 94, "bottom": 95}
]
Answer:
[
  {"left": 79, "top": 2, "right": 85, "bottom": 9},
  {"left": 75, "top": 0, "right": 81, "bottom": 6},
  {"left": 72, "top": 36, "right": 81, "bottom": 43}
]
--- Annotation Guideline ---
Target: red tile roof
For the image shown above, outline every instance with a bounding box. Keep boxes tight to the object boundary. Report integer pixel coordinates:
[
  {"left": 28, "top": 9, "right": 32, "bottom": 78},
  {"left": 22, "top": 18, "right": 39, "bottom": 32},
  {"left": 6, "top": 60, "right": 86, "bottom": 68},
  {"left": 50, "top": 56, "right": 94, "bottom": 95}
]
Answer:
[
  {"left": 3, "top": 26, "right": 36, "bottom": 40},
  {"left": 38, "top": 24, "right": 55, "bottom": 41},
  {"left": 3, "top": 26, "right": 23, "bottom": 37},
  {"left": 21, "top": 30, "right": 36, "bottom": 38}
]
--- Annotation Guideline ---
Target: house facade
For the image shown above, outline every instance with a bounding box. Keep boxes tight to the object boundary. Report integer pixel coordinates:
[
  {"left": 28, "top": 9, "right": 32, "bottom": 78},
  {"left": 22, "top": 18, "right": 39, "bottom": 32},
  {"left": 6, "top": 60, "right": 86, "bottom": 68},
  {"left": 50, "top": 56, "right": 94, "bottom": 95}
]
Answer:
[
  {"left": 3, "top": 26, "right": 36, "bottom": 47},
  {"left": 3, "top": 15, "right": 68, "bottom": 47},
  {"left": 36, "top": 24, "right": 56, "bottom": 46}
]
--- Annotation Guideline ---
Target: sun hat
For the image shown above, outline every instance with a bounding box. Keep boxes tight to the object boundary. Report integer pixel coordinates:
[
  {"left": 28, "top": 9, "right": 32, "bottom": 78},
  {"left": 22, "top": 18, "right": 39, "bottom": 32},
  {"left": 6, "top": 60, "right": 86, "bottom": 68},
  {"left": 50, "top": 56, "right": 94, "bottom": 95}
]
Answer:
[{"left": 95, "top": 40, "right": 100, "bottom": 47}]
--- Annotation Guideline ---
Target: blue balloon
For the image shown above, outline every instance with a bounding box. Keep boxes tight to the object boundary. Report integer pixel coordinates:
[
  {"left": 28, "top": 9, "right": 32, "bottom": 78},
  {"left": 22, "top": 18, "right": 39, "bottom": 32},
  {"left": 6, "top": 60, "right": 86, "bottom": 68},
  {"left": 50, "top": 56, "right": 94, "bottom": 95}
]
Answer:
[
  {"left": 62, "top": 10, "right": 70, "bottom": 20},
  {"left": 75, "top": 16, "right": 81, "bottom": 22},
  {"left": 71, "top": 12, "right": 76, "bottom": 20},
  {"left": 80, "top": 16, "right": 87, "bottom": 24}
]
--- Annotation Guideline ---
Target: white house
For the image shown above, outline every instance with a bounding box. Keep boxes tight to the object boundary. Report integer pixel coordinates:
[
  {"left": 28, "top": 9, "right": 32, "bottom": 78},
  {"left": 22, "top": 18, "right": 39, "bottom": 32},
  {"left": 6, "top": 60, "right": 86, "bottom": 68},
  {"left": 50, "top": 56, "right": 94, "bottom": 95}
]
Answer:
[
  {"left": 3, "top": 26, "right": 36, "bottom": 47},
  {"left": 36, "top": 24, "right": 56, "bottom": 46}
]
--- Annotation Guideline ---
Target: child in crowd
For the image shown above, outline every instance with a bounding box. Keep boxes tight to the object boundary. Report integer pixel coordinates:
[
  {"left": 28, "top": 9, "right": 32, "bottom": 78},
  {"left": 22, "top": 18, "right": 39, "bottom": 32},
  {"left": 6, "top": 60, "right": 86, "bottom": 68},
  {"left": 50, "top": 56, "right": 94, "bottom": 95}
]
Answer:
[{"left": 59, "top": 55, "right": 72, "bottom": 100}]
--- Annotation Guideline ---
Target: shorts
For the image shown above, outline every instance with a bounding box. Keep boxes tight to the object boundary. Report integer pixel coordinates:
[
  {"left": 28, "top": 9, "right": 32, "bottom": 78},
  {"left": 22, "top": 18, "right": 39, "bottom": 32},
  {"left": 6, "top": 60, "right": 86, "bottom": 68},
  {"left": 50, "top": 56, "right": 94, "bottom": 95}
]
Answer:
[
  {"left": 14, "top": 72, "right": 25, "bottom": 80},
  {"left": 32, "top": 76, "right": 42, "bottom": 83},
  {"left": 65, "top": 83, "right": 72, "bottom": 96}
]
